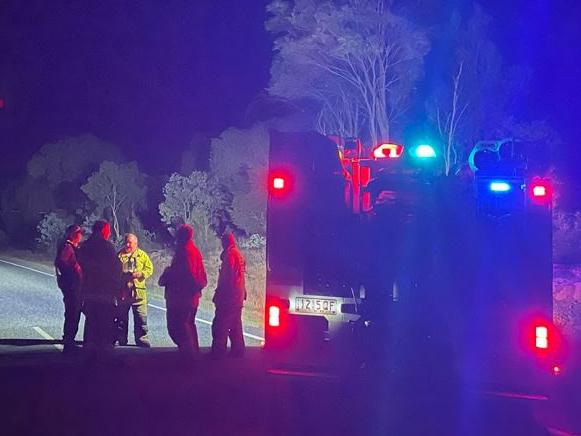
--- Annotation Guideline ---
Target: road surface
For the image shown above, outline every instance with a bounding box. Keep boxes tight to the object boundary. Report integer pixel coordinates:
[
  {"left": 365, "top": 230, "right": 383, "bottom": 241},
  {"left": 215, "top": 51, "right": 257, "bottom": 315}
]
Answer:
[
  {"left": 0, "top": 257, "right": 579, "bottom": 435},
  {"left": 0, "top": 257, "right": 263, "bottom": 351},
  {"left": 0, "top": 346, "right": 572, "bottom": 436}
]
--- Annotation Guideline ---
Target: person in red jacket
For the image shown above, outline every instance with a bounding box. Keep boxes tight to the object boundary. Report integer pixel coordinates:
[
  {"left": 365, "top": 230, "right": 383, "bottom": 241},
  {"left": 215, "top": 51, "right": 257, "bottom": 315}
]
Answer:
[
  {"left": 159, "top": 224, "right": 207, "bottom": 357},
  {"left": 211, "top": 232, "right": 247, "bottom": 358}
]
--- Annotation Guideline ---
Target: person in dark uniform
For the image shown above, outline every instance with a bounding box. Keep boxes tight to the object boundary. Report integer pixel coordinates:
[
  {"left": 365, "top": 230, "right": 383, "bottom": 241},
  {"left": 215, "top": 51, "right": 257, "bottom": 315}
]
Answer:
[
  {"left": 211, "top": 232, "right": 247, "bottom": 358},
  {"left": 159, "top": 224, "right": 207, "bottom": 358},
  {"left": 77, "top": 220, "right": 124, "bottom": 352},
  {"left": 54, "top": 224, "right": 83, "bottom": 352}
]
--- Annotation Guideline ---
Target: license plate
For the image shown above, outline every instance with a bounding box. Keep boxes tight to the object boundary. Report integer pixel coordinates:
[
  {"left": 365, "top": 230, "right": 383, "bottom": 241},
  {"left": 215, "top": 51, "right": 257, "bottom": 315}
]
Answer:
[{"left": 294, "top": 297, "right": 338, "bottom": 315}]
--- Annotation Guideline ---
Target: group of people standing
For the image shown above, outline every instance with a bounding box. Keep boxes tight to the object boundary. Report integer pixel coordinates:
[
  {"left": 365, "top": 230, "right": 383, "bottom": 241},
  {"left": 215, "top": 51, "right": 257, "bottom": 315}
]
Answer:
[{"left": 54, "top": 220, "right": 247, "bottom": 359}]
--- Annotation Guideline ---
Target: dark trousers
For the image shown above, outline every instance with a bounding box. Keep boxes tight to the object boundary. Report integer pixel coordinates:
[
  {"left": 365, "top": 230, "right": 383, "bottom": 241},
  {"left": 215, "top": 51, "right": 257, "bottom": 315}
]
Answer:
[
  {"left": 83, "top": 301, "right": 116, "bottom": 349},
  {"left": 62, "top": 290, "right": 81, "bottom": 345},
  {"left": 167, "top": 303, "right": 199, "bottom": 355},
  {"left": 211, "top": 305, "right": 245, "bottom": 357},
  {"left": 116, "top": 302, "right": 149, "bottom": 344}
]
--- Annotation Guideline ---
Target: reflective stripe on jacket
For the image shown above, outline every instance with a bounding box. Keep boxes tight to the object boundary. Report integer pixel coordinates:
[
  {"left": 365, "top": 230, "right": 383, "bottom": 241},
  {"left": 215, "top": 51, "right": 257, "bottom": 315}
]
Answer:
[{"left": 118, "top": 248, "right": 154, "bottom": 305}]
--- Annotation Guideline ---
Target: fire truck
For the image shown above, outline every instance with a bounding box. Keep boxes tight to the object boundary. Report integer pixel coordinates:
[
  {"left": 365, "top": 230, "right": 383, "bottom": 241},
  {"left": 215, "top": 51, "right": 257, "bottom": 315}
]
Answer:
[{"left": 263, "top": 131, "right": 563, "bottom": 392}]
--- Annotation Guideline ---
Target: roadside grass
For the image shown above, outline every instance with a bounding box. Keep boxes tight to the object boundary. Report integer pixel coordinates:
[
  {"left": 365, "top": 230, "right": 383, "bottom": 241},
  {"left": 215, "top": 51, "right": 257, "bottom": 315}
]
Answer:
[
  {"left": 553, "top": 264, "right": 581, "bottom": 339},
  {"left": 149, "top": 246, "right": 266, "bottom": 331},
  {"left": 1, "top": 247, "right": 266, "bottom": 334},
  {"left": 0, "top": 249, "right": 56, "bottom": 273}
]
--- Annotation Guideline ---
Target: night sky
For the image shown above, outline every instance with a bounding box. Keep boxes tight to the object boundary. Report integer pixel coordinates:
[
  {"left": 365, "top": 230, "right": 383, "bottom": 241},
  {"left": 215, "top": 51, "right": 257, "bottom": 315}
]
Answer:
[
  {"left": 0, "top": 0, "right": 579, "bottom": 185},
  {"left": 486, "top": 0, "right": 581, "bottom": 184},
  {"left": 0, "top": 0, "right": 271, "bottom": 176}
]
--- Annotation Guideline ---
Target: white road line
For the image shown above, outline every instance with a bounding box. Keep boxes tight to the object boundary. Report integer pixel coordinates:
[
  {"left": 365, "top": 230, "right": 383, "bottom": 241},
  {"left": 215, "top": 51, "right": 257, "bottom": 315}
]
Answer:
[
  {"left": 238, "top": 331, "right": 265, "bottom": 342},
  {"left": 2, "top": 257, "right": 265, "bottom": 343},
  {"left": 33, "top": 326, "right": 63, "bottom": 350},
  {"left": 194, "top": 317, "right": 212, "bottom": 326},
  {"left": 0, "top": 259, "right": 55, "bottom": 277},
  {"left": 148, "top": 302, "right": 264, "bottom": 342},
  {"left": 147, "top": 302, "right": 168, "bottom": 311}
]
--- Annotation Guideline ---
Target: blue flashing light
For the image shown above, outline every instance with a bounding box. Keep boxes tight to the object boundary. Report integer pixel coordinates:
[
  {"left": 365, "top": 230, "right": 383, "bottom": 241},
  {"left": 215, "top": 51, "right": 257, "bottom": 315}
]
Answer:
[
  {"left": 415, "top": 144, "right": 436, "bottom": 158},
  {"left": 489, "top": 181, "right": 511, "bottom": 192}
]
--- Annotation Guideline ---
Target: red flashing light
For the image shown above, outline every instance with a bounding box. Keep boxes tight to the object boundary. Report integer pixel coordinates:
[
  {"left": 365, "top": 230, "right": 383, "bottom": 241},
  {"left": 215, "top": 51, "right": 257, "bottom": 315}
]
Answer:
[
  {"left": 529, "top": 179, "right": 552, "bottom": 201},
  {"left": 373, "top": 143, "right": 404, "bottom": 159},
  {"left": 552, "top": 365, "right": 562, "bottom": 376},
  {"left": 272, "top": 177, "right": 285, "bottom": 190},
  {"left": 269, "top": 172, "right": 292, "bottom": 195},
  {"left": 533, "top": 185, "right": 546, "bottom": 197}
]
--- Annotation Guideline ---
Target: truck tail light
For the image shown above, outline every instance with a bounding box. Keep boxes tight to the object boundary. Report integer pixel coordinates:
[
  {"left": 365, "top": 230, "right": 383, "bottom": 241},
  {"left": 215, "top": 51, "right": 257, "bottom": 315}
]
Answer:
[
  {"left": 266, "top": 296, "right": 289, "bottom": 330},
  {"left": 268, "top": 305, "right": 281, "bottom": 327},
  {"left": 535, "top": 325, "right": 549, "bottom": 349},
  {"left": 265, "top": 296, "right": 291, "bottom": 349},
  {"left": 529, "top": 320, "right": 563, "bottom": 357}
]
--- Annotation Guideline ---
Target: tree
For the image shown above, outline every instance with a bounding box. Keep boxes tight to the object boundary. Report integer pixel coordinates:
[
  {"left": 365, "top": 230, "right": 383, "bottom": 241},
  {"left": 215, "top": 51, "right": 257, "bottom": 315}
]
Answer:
[
  {"left": 36, "top": 212, "right": 70, "bottom": 251},
  {"left": 554, "top": 209, "right": 581, "bottom": 264},
  {"left": 81, "top": 213, "right": 101, "bottom": 236},
  {"left": 27, "top": 134, "right": 122, "bottom": 187},
  {"left": 431, "top": 61, "right": 469, "bottom": 175},
  {"left": 81, "top": 161, "right": 147, "bottom": 241},
  {"left": 424, "top": 7, "right": 495, "bottom": 174},
  {"left": 179, "top": 132, "right": 212, "bottom": 174},
  {"left": 425, "top": 5, "right": 528, "bottom": 174},
  {"left": 159, "top": 171, "right": 226, "bottom": 253},
  {"left": 209, "top": 124, "right": 269, "bottom": 236},
  {"left": 20, "top": 134, "right": 125, "bottom": 221},
  {"left": 0, "top": 176, "right": 56, "bottom": 247},
  {"left": 494, "top": 119, "right": 561, "bottom": 173},
  {"left": 266, "top": 0, "right": 430, "bottom": 145}
]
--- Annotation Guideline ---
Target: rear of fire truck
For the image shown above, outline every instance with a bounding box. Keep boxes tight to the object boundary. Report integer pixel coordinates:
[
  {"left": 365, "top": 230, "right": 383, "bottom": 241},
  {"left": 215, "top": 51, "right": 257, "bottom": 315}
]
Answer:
[{"left": 264, "top": 131, "right": 563, "bottom": 393}]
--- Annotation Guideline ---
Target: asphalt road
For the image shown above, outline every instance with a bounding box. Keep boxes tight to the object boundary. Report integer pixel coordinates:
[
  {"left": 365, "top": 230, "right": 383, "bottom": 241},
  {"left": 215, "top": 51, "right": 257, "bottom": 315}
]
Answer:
[
  {"left": 0, "top": 346, "right": 570, "bottom": 436},
  {"left": 0, "top": 257, "right": 263, "bottom": 351},
  {"left": 1, "top": 256, "right": 579, "bottom": 435}
]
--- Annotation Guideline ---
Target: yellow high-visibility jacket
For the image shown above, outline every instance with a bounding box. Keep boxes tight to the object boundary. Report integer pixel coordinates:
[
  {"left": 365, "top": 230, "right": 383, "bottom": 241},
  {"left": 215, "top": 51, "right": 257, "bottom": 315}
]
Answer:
[{"left": 118, "top": 248, "right": 154, "bottom": 305}]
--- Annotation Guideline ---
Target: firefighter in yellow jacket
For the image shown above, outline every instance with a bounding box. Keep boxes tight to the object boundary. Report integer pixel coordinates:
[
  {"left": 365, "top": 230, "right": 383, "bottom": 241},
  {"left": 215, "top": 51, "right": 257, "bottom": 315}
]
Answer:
[{"left": 116, "top": 233, "right": 154, "bottom": 347}]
